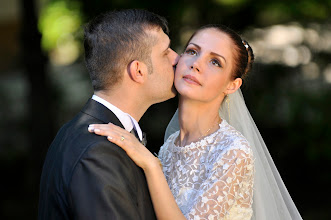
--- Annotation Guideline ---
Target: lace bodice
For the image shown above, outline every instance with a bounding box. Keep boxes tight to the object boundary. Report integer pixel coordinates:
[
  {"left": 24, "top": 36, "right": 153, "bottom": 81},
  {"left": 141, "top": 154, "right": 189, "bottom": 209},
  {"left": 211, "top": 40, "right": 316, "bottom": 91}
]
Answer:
[{"left": 158, "top": 120, "right": 254, "bottom": 220}]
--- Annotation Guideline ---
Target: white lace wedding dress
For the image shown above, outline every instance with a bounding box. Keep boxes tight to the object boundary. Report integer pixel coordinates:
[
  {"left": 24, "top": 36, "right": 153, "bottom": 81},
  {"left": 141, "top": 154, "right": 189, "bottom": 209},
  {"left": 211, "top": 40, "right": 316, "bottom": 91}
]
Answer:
[{"left": 158, "top": 119, "right": 254, "bottom": 220}]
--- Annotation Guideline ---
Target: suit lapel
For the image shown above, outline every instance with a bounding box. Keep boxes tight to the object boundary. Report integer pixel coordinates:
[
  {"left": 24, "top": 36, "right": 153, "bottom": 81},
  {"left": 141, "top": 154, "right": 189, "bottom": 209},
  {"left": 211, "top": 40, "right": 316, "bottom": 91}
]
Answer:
[{"left": 80, "top": 99, "right": 125, "bottom": 129}]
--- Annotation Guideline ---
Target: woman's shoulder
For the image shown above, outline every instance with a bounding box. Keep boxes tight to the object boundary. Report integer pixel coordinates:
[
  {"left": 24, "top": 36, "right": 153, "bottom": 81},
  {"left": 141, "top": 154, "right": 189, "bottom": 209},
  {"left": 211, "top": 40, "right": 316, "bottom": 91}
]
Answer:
[
  {"left": 214, "top": 120, "right": 252, "bottom": 156},
  {"left": 208, "top": 120, "right": 254, "bottom": 171}
]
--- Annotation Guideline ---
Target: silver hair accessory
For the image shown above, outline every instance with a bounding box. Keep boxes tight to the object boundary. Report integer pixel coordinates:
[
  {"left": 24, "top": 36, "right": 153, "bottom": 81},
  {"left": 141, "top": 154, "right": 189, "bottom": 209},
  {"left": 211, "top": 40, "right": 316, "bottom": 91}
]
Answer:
[{"left": 242, "top": 40, "right": 249, "bottom": 49}]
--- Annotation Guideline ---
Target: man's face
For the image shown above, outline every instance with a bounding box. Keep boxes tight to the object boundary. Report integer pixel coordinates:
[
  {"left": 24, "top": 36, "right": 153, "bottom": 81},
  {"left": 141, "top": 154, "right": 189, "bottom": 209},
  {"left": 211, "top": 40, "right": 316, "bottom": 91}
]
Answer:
[{"left": 146, "top": 28, "right": 179, "bottom": 103}]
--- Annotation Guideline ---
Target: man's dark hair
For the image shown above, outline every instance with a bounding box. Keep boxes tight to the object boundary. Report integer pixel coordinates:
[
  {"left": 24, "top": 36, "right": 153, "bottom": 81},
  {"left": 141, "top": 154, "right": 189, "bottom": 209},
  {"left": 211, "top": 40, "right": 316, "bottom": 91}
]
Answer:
[{"left": 84, "top": 9, "right": 169, "bottom": 91}]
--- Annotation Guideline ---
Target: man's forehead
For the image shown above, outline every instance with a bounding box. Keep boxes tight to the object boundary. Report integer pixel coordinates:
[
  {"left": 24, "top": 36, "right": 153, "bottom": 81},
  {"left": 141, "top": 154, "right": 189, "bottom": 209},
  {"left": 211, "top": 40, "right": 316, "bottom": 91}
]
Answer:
[{"left": 147, "top": 28, "right": 169, "bottom": 51}]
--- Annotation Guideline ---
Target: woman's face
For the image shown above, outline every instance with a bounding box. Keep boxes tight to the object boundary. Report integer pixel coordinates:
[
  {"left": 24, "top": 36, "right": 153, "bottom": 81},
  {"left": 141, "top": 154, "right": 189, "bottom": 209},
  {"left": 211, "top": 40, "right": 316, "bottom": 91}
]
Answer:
[{"left": 174, "top": 28, "right": 236, "bottom": 103}]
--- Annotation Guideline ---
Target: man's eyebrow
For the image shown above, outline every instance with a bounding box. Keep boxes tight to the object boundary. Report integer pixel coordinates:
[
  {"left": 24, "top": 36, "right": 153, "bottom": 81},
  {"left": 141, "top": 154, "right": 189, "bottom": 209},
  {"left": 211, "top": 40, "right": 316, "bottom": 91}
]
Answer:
[{"left": 189, "top": 43, "right": 226, "bottom": 63}]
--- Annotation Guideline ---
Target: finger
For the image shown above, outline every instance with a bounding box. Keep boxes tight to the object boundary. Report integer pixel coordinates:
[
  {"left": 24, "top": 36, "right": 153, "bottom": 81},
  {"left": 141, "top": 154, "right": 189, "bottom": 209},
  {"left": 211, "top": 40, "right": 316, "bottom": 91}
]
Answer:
[
  {"left": 88, "top": 123, "right": 129, "bottom": 135},
  {"left": 88, "top": 124, "right": 115, "bottom": 132},
  {"left": 89, "top": 122, "right": 122, "bottom": 130},
  {"left": 88, "top": 123, "right": 119, "bottom": 134},
  {"left": 106, "top": 132, "right": 137, "bottom": 153},
  {"left": 90, "top": 126, "right": 118, "bottom": 137},
  {"left": 89, "top": 126, "right": 135, "bottom": 147},
  {"left": 88, "top": 124, "right": 142, "bottom": 159},
  {"left": 89, "top": 127, "right": 135, "bottom": 142}
]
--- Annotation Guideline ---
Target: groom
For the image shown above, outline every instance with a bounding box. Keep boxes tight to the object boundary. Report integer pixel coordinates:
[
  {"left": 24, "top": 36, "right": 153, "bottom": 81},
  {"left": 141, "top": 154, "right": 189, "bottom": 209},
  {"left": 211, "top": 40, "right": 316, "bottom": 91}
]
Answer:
[{"left": 38, "top": 9, "right": 179, "bottom": 220}]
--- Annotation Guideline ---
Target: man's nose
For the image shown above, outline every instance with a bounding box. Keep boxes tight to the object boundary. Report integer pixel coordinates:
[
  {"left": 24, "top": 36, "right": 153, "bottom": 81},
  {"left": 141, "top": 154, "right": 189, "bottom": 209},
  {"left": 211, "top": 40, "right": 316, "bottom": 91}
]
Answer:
[{"left": 170, "top": 49, "right": 180, "bottom": 65}]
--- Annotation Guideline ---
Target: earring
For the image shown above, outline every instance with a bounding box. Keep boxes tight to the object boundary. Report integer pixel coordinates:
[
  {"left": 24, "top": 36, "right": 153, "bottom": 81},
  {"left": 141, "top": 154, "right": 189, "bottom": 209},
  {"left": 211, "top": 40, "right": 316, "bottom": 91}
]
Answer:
[{"left": 225, "top": 94, "right": 231, "bottom": 121}]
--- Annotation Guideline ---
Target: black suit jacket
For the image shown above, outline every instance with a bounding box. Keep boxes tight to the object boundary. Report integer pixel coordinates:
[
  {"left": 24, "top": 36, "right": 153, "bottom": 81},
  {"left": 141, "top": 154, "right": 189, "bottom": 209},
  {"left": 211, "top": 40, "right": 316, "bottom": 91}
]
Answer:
[{"left": 38, "top": 99, "right": 156, "bottom": 220}]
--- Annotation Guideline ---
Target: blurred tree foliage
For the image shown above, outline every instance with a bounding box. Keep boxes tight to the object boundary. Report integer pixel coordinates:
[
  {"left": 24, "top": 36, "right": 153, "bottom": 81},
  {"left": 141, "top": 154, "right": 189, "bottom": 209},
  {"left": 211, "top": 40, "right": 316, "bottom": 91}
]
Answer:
[{"left": 0, "top": 0, "right": 330, "bottom": 219}]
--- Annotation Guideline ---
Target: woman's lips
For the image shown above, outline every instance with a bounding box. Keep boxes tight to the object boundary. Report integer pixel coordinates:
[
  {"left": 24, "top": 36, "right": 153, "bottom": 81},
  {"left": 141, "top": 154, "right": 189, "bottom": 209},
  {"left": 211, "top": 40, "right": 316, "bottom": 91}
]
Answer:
[{"left": 183, "top": 74, "right": 201, "bottom": 85}]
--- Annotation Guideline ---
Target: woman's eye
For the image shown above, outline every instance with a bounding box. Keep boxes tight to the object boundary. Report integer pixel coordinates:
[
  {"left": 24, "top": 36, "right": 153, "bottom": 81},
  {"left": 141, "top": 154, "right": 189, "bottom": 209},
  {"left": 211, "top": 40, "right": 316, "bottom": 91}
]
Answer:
[
  {"left": 211, "top": 59, "right": 222, "bottom": 67},
  {"left": 185, "top": 49, "right": 197, "bottom": 56}
]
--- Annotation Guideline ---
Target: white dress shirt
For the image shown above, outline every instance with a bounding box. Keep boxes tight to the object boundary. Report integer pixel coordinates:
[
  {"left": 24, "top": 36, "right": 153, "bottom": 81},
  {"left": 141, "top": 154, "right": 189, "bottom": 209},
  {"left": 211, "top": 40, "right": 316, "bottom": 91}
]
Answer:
[{"left": 92, "top": 95, "right": 143, "bottom": 141}]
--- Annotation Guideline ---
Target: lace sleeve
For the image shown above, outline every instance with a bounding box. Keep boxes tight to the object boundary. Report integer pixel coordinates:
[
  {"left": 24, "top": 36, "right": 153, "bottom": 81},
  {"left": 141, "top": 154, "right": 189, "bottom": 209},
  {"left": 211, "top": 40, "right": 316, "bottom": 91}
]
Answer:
[{"left": 186, "top": 145, "right": 254, "bottom": 220}]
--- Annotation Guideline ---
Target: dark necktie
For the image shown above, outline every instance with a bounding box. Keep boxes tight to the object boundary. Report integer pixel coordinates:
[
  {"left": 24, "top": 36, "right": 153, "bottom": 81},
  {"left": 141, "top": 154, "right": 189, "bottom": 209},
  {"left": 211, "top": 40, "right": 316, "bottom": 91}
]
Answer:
[
  {"left": 130, "top": 129, "right": 147, "bottom": 146},
  {"left": 130, "top": 128, "right": 139, "bottom": 139}
]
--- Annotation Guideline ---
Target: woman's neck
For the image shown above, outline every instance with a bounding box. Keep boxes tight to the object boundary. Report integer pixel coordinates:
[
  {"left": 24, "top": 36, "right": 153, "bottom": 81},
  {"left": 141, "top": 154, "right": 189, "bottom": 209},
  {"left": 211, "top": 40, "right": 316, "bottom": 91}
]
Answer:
[{"left": 177, "top": 97, "right": 221, "bottom": 147}]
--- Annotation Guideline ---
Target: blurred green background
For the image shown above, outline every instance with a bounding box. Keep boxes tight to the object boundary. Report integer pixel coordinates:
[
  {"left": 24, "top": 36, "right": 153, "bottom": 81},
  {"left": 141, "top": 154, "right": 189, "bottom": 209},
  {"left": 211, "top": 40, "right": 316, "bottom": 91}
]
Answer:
[{"left": 0, "top": 0, "right": 330, "bottom": 219}]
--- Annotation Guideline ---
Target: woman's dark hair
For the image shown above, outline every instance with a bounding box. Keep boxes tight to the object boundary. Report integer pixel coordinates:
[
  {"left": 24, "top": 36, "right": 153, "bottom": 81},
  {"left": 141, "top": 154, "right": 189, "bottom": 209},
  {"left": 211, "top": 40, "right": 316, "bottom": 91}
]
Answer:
[
  {"left": 84, "top": 9, "right": 169, "bottom": 91},
  {"left": 185, "top": 24, "right": 254, "bottom": 80}
]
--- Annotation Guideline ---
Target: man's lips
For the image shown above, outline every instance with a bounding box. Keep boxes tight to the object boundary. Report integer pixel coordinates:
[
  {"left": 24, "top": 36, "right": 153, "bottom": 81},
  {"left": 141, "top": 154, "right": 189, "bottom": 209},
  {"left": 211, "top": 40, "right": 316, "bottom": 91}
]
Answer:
[{"left": 183, "top": 74, "right": 201, "bottom": 85}]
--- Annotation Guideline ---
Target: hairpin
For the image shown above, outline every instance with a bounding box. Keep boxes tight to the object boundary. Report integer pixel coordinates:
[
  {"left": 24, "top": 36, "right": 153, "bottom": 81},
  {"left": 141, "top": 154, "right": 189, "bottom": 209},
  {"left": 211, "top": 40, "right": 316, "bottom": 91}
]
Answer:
[{"left": 242, "top": 40, "right": 249, "bottom": 49}]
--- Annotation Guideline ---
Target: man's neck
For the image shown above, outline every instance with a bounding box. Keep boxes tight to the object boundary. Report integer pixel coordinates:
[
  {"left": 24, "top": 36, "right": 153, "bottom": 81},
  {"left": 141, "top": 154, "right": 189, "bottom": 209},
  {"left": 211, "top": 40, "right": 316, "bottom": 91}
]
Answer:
[{"left": 94, "top": 90, "right": 149, "bottom": 122}]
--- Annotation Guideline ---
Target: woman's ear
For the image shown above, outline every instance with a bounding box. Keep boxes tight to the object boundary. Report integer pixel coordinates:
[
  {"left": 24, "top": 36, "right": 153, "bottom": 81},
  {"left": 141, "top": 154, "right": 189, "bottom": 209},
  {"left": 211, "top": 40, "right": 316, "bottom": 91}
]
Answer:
[
  {"left": 128, "top": 60, "right": 148, "bottom": 83},
  {"left": 225, "top": 78, "right": 242, "bottom": 95}
]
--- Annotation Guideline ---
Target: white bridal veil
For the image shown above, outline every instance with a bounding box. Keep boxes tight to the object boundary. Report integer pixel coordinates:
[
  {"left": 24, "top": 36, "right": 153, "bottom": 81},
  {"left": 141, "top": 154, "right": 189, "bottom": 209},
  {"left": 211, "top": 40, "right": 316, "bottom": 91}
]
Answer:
[{"left": 164, "top": 89, "right": 302, "bottom": 220}]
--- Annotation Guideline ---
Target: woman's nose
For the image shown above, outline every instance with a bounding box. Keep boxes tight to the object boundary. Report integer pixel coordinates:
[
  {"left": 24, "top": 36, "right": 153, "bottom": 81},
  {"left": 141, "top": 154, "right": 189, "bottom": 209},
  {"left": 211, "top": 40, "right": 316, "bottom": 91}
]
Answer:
[{"left": 190, "top": 60, "right": 200, "bottom": 72}]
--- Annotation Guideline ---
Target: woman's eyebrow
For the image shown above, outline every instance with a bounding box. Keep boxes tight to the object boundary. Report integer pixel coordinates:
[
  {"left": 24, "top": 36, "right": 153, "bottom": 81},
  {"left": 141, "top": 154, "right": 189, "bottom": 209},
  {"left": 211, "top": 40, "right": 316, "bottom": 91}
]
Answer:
[
  {"left": 189, "top": 43, "right": 226, "bottom": 63},
  {"left": 211, "top": 52, "right": 226, "bottom": 63},
  {"left": 188, "top": 43, "right": 201, "bottom": 50}
]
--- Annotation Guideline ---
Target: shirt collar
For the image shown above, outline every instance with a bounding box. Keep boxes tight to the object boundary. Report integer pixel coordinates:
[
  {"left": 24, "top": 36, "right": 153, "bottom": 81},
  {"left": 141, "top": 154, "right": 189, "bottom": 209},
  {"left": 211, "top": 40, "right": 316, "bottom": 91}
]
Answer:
[{"left": 92, "top": 95, "right": 143, "bottom": 141}]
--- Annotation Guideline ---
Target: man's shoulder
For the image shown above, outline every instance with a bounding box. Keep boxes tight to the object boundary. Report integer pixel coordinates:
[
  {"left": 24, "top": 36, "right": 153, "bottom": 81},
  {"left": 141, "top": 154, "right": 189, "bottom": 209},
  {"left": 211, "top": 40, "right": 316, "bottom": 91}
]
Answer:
[
  {"left": 43, "top": 108, "right": 131, "bottom": 183},
  {"left": 38, "top": 112, "right": 149, "bottom": 220},
  {"left": 55, "top": 111, "right": 127, "bottom": 161}
]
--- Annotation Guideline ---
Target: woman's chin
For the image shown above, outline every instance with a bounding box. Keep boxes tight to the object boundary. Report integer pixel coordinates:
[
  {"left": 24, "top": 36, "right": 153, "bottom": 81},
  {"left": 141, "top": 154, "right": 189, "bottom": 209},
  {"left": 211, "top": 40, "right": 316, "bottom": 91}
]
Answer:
[{"left": 177, "top": 90, "right": 198, "bottom": 101}]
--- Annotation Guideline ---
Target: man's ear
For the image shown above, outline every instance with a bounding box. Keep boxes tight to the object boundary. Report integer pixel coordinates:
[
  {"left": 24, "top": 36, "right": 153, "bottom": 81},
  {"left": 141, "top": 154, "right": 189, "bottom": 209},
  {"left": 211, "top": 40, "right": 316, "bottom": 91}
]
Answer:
[
  {"left": 225, "top": 78, "right": 242, "bottom": 95},
  {"left": 128, "top": 60, "right": 148, "bottom": 83}
]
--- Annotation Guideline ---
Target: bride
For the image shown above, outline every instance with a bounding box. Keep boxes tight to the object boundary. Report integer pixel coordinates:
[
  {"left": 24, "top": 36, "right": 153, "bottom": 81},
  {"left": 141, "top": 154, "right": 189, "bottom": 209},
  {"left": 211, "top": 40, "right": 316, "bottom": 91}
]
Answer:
[{"left": 88, "top": 24, "right": 302, "bottom": 220}]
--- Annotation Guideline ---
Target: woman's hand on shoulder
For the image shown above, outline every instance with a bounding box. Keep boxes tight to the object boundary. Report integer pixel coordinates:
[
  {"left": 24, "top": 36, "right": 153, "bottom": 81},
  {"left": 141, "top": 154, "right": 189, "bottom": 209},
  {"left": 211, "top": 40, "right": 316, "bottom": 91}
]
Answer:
[{"left": 88, "top": 123, "right": 160, "bottom": 171}]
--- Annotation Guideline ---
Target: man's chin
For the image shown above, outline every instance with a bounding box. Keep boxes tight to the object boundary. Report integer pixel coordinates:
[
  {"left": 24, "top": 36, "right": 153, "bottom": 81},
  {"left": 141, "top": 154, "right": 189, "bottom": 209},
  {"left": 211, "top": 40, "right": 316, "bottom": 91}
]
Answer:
[
  {"left": 164, "top": 89, "right": 177, "bottom": 101},
  {"left": 157, "top": 87, "right": 177, "bottom": 104},
  {"left": 165, "top": 85, "right": 178, "bottom": 100}
]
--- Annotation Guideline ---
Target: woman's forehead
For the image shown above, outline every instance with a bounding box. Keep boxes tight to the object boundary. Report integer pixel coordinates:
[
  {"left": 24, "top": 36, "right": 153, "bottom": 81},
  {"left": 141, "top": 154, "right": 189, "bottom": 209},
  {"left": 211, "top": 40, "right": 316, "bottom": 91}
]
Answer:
[
  {"left": 191, "top": 28, "right": 231, "bottom": 44},
  {"left": 189, "top": 28, "right": 234, "bottom": 58}
]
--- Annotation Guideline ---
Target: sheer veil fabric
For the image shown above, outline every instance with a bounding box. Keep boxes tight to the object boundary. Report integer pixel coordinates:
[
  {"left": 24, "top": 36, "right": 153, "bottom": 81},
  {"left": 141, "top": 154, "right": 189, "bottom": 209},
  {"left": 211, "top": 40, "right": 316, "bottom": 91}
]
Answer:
[{"left": 164, "top": 89, "right": 302, "bottom": 220}]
